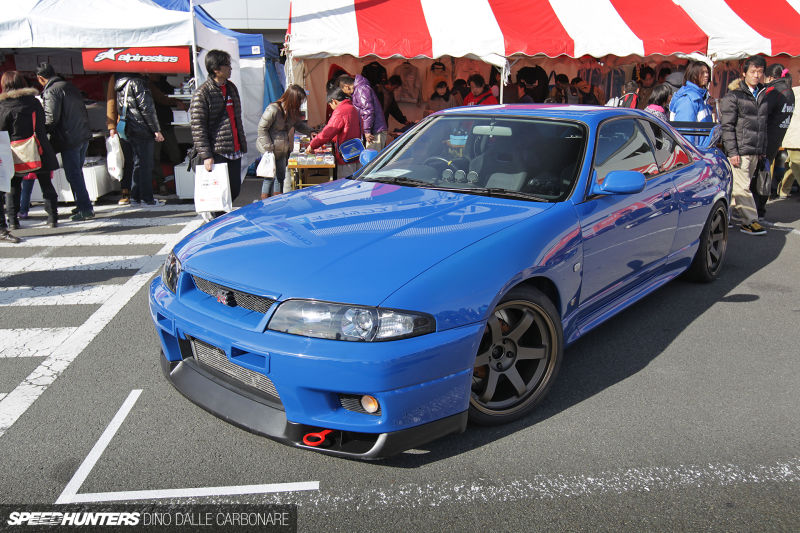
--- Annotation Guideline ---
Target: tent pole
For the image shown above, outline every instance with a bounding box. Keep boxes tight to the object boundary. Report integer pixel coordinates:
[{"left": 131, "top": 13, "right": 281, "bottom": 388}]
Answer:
[
  {"left": 500, "top": 63, "right": 505, "bottom": 103},
  {"left": 190, "top": 0, "right": 199, "bottom": 89}
]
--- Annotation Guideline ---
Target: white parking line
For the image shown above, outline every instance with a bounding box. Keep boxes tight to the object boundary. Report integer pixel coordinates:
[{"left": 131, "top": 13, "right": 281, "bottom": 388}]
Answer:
[
  {"left": 0, "top": 285, "right": 119, "bottom": 307},
  {"left": 0, "top": 219, "right": 202, "bottom": 438},
  {"left": 3, "top": 234, "right": 179, "bottom": 247},
  {"left": 20, "top": 217, "right": 198, "bottom": 230},
  {"left": 0, "top": 394, "right": 5, "bottom": 402},
  {"left": 56, "top": 390, "right": 319, "bottom": 505},
  {"left": 0, "top": 328, "right": 78, "bottom": 358},
  {"left": 0, "top": 256, "right": 149, "bottom": 273},
  {"left": 261, "top": 458, "right": 800, "bottom": 511}
]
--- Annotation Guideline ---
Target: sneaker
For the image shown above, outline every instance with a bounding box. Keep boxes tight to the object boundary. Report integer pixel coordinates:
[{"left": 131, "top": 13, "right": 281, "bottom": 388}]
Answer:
[
  {"left": 740, "top": 222, "right": 767, "bottom": 235},
  {"left": 70, "top": 210, "right": 95, "bottom": 222},
  {"left": 0, "top": 229, "right": 21, "bottom": 243},
  {"left": 142, "top": 199, "right": 166, "bottom": 207},
  {"left": 70, "top": 206, "right": 80, "bottom": 214},
  {"left": 18, "top": 212, "right": 28, "bottom": 220},
  {"left": 118, "top": 189, "right": 130, "bottom": 205}
]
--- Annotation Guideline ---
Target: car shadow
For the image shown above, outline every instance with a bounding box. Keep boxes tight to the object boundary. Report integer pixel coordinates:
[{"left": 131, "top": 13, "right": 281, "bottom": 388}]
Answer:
[{"left": 377, "top": 198, "right": 800, "bottom": 467}]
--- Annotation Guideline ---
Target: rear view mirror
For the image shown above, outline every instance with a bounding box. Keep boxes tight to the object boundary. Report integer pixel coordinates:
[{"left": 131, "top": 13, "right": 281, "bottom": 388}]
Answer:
[
  {"left": 591, "top": 170, "right": 646, "bottom": 195},
  {"left": 472, "top": 125, "right": 512, "bottom": 137}
]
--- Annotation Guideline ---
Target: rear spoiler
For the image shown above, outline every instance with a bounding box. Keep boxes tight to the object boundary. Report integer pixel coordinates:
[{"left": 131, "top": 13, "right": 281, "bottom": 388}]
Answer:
[{"left": 669, "top": 121, "right": 721, "bottom": 148}]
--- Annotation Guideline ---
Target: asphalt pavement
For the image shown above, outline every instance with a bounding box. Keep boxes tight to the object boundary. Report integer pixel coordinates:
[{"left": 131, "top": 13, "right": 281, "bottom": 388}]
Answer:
[{"left": 0, "top": 184, "right": 798, "bottom": 532}]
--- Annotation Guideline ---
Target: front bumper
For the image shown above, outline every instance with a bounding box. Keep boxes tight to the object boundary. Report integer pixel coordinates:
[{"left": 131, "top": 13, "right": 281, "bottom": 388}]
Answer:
[
  {"left": 150, "top": 277, "right": 480, "bottom": 458},
  {"left": 161, "top": 355, "right": 467, "bottom": 459}
]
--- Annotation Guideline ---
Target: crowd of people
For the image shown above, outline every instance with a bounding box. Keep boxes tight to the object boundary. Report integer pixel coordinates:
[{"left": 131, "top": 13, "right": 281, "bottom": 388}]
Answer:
[{"left": 3, "top": 50, "right": 799, "bottom": 243}]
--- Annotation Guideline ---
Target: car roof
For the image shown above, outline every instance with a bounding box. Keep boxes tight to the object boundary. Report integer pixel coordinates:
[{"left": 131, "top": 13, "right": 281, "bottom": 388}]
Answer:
[{"left": 437, "top": 104, "right": 652, "bottom": 127}]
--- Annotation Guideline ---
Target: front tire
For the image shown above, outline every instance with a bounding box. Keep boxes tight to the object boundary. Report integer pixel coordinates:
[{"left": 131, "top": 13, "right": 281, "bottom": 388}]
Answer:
[
  {"left": 469, "top": 286, "right": 563, "bottom": 426},
  {"left": 686, "top": 200, "right": 728, "bottom": 282}
]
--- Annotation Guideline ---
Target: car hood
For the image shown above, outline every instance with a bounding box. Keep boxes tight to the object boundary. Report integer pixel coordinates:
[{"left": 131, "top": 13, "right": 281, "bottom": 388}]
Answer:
[{"left": 177, "top": 180, "right": 552, "bottom": 305}]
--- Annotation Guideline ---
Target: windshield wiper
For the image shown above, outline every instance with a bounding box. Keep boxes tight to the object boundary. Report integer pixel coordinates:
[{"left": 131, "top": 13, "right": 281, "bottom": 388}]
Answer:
[
  {"left": 425, "top": 186, "right": 549, "bottom": 202},
  {"left": 360, "top": 176, "right": 431, "bottom": 187}
]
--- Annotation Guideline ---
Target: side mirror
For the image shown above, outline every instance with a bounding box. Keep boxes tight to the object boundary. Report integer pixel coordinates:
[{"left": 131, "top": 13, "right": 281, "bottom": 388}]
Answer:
[
  {"left": 591, "top": 170, "right": 646, "bottom": 195},
  {"left": 359, "top": 149, "right": 379, "bottom": 167}
]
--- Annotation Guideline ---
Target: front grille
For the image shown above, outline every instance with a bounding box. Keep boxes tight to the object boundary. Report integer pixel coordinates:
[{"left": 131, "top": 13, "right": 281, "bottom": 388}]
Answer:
[
  {"left": 191, "top": 275, "right": 275, "bottom": 314},
  {"left": 189, "top": 337, "right": 279, "bottom": 400},
  {"left": 339, "top": 394, "right": 381, "bottom": 416}
]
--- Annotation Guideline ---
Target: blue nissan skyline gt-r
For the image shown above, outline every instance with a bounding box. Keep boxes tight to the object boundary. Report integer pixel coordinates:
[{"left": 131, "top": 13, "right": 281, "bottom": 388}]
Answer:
[{"left": 150, "top": 105, "right": 732, "bottom": 459}]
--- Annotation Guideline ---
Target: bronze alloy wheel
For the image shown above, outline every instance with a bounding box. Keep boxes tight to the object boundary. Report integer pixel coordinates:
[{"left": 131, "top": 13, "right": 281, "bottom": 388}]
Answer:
[{"left": 469, "top": 287, "right": 563, "bottom": 425}]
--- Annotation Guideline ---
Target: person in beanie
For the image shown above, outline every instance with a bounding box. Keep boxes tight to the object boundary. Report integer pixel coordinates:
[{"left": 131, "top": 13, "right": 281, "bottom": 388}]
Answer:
[
  {"left": 719, "top": 55, "right": 769, "bottom": 235},
  {"left": 0, "top": 71, "right": 60, "bottom": 238},
  {"left": 35, "top": 62, "right": 94, "bottom": 221},
  {"left": 190, "top": 49, "right": 247, "bottom": 214}
]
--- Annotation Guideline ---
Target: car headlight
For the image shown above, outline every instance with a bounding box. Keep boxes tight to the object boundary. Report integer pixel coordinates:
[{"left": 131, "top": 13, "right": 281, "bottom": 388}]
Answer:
[
  {"left": 267, "top": 300, "right": 435, "bottom": 342},
  {"left": 162, "top": 252, "right": 181, "bottom": 293}
]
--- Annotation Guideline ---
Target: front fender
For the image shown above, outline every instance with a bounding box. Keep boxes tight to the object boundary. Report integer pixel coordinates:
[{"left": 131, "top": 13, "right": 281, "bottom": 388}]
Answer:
[{"left": 380, "top": 203, "right": 582, "bottom": 332}]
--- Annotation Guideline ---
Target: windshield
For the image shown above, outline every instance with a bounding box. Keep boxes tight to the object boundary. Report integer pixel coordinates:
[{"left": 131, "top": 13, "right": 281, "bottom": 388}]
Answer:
[{"left": 360, "top": 115, "right": 587, "bottom": 201}]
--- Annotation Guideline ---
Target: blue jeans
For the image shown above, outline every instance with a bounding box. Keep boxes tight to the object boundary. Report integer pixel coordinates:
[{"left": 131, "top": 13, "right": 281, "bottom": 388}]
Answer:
[
  {"left": 20, "top": 178, "right": 35, "bottom": 214},
  {"left": 61, "top": 142, "right": 92, "bottom": 213}
]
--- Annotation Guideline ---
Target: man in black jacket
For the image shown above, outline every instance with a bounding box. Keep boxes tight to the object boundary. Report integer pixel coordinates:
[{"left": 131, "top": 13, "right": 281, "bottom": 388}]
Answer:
[
  {"left": 720, "top": 56, "right": 768, "bottom": 235},
  {"left": 36, "top": 63, "right": 94, "bottom": 221},
  {"left": 115, "top": 73, "right": 165, "bottom": 207},
  {"left": 189, "top": 49, "right": 247, "bottom": 218}
]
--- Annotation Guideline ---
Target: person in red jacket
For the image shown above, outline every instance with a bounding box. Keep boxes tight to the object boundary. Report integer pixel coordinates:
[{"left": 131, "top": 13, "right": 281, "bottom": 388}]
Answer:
[
  {"left": 306, "top": 87, "right": 362, "bottom": 177},
  {"left": 462, "top": 74, "right": 499, "bottom": 106}
]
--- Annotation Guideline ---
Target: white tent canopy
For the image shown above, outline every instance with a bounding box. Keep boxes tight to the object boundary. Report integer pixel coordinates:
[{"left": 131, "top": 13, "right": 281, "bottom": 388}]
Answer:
[
  {"left": 0, "top": 0, "right": 266, "bottom": 174},
  {"left": 0, "top": 0, "right": 193, "bottom": 49}
]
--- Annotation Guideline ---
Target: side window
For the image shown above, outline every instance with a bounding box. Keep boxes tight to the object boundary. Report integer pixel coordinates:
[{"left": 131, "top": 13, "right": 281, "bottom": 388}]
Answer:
[
  {"left": 593, "top": 119, "right": 658, "bottom": 184},
  {"left": 639, "top": 119, "right": 692, "bottom": 173}
]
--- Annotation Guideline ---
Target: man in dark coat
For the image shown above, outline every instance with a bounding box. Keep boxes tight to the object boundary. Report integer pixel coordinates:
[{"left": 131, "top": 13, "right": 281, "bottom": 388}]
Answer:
[
  {"left": 757, "top": 64, "right": 796, "bottom": 215},
  {"left": 719, "top": 55, "right": 769, "bottom": 235},
  {"left": 0, "top": 71, "right": 60, "bottom": 238},
  {"left": 36, "top": 62, "right": 94, "bottom": 221},
  {"left": 189, "top": 49, "right": 247, "bottom": 218},
  {"left": 115, "top": 72, "right": 165, "bottom": 207}
]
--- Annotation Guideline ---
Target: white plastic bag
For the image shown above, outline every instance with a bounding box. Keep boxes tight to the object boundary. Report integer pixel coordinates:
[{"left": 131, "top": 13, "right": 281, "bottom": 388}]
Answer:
[
  {"left": 256, "top": 151, "right": 276, "bottom": 178},
  {"left": 194, "top": 162, "right": 231, "bottom": 213},
  {"left": 105, "top": 134, "right": 124, "bottom": 181},
  {"left": 0, "top": 131, "right": 13, "bottom": 192}
]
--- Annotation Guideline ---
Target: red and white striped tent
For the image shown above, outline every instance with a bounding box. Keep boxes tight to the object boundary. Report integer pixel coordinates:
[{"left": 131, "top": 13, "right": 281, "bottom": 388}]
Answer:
[
  {"left": 287, "top": 0, "right": 800, "bottom": 122},
  {"left": 288, "top": 0, "right": 800, "bottom": 64}
]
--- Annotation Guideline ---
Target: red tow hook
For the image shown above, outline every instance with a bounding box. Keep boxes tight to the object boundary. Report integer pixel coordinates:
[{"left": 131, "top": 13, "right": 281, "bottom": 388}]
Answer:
[{"left": 303, "top": 429, "right": 333, "bottom": 447}]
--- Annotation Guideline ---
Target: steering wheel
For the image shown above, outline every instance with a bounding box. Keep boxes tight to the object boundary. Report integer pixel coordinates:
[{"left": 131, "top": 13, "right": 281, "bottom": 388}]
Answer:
[{"left": 424, "top": 156, "right": 453, "bottom": 169}]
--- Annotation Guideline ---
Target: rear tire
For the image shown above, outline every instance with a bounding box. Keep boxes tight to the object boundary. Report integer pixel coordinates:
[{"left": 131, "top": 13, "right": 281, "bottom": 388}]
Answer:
[
  {"left": 468, "top": 286, "right": 563, "bottom": 426},
  {"left": 686, "top": 200, "right": 728, "bottom": 282}
]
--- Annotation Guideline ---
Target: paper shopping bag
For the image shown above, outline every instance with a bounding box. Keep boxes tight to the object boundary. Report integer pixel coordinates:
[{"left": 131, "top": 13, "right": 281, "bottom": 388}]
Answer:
[
  {"left": 0, "top": 131, "right": 13, "bottom": 192},
  {"left": 194, "top": 162, "right": 232, "bottom": 213}
]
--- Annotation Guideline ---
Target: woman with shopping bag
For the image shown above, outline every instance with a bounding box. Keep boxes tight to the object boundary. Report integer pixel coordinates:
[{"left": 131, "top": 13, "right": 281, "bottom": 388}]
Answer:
[
  {"left": 0, "top": 71, "right": 60, "bottom": 240},
  {"left": 256, "top": 84, "right": 314, "bottom": 199}
]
